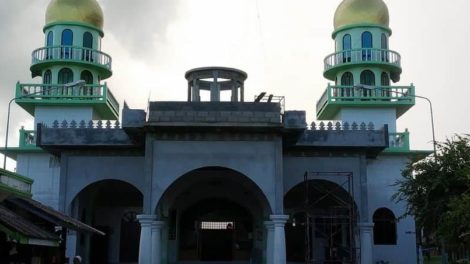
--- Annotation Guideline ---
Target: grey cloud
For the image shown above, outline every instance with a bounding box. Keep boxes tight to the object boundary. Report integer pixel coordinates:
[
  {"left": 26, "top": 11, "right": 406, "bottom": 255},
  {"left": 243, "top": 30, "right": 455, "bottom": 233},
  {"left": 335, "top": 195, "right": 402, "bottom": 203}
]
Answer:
[{"left": 100, "top": 0, "right": 179, "bottom": 60}]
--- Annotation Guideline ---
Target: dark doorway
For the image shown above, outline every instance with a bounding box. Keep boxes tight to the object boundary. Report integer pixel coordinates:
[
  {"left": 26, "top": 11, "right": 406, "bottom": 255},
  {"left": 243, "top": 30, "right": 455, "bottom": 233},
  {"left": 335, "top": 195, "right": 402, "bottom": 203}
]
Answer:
[
  {"left": 179, "top": 198, "right": 253, "bottom": 262},
  {"left": 201, "top": 228, "right": 233, "bottom": 260},
  {"left": 120, "top": 211, "right": 141, "bottom": 262},
  {"left": 90, "top": 226, "right": 109, "bottom": 264}
]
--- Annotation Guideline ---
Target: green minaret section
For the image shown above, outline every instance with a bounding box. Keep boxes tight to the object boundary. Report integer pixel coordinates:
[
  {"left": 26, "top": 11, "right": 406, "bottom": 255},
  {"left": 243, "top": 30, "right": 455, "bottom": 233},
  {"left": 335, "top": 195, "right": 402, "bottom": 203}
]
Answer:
[
  {"left": 316, "top": 0, "right": 415, "bottom": 121},
  {"left": 16, "top": 0, "right": 119, "bottom": 120}
]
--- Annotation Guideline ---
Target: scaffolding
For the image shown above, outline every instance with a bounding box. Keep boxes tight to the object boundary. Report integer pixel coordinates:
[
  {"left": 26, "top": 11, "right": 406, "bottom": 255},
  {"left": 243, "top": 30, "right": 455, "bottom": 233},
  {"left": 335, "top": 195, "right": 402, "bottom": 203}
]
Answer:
[{"left": 302, "top": 171, "right": 357, "bottom": 264}]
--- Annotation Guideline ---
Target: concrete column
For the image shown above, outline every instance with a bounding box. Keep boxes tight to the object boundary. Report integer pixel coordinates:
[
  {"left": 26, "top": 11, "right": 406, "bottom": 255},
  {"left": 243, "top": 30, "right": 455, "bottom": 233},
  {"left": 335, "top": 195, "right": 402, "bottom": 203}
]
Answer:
[
  {"left": 264, "top": 221, "right": 274, "bottom": 264},
  {"left": 270, "top": 215, "right": 289, "bottom": 264},
  {"left": 151, "top": 220, "right": 165, "bottom": 264},
  {"left": 65, "top": 231, "right": 77, "bottom": 264},
  {"left": 358, "top": 222, "right": 374, "bottom": 264},
  {"left": 137, "top": 214, "right": 156, "bottom": 264}
]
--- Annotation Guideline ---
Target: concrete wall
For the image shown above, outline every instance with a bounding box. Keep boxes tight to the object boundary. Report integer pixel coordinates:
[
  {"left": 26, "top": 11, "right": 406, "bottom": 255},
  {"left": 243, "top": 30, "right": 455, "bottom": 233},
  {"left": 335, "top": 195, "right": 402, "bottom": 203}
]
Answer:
[
  {"left": 35, "top": 106, "right": 95, "bottom": 127},
  {"left": 16, "top": 153, "right": 61, "bottom": 209},
  {"left": 335, "top": 107, "right": 397, "bottom": 132},
  {"left": 61, "top": 155, "right": 145, "bottom": 212},
  {"left": 151, "top": 139, "right": 282, "bottom": 214},
  {"left": 368, "top": 154, "right": 417, "bottom": 264}
]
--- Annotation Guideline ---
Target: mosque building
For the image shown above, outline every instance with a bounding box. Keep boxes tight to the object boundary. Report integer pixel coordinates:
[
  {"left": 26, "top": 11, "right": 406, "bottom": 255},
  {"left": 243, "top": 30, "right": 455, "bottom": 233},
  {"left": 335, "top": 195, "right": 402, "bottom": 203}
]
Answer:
[{"left": 0, "top": 0, "right": 427, "bottom": 263}]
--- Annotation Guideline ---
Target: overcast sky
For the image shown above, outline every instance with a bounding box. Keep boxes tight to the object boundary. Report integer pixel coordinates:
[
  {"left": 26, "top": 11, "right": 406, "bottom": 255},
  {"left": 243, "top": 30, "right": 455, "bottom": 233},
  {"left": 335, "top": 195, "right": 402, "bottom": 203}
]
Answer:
[{"left": 1, "top": 0, "right": 469, "bottom": 169}]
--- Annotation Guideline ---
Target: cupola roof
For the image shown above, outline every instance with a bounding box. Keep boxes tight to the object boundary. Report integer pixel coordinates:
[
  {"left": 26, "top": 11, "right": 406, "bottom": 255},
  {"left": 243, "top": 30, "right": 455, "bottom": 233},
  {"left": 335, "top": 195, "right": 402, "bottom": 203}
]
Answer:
[
  {"left": 334, "top": 0, "right": 389, "bottom": 30},
  {"left": 45, "top": 0, "right": 104, "bottom": 29}
]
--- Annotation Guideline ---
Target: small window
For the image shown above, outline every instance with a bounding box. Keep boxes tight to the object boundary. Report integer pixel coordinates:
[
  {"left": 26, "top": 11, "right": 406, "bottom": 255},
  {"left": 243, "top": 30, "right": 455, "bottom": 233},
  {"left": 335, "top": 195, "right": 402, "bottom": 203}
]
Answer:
[
  {"left": 46, "top": 32, "right": 54, "bottom": 59},
  {"left": 58, "top": 68, "right": 73, "bottom": 84},
  {"left": 362, "top": 31, "right": 373, "bottom": 61},
  {"left": 381, "top": 34, "right": 388, "bottom": 49},
  {"left": 341, "top": 72, "right": 354, "bottom": 86},
  {"left": 381, "top": 72, "right": 390, "bottom": 86},
  {"left": 342, "top": 34, "right": 352, "bottom": 62},
  {"left": 81, "top": 70, "right": 93, "bottom": 95},
  {"left": 340, "top": 72, "right": 354, "bottom": 98},
  {"left": 360, "top": 70, "right": 375, "bottom": 97},
  {"left": 82, "top": 32, "right": 93, "bottom": 62},
  {"left": 47, "top": 31, "right": 53, "bottom": 46},
  {"left": 381, "top": 34, "right": 389, "bottom": 62},
  {"left": 61, "top": 29, "right": 73, "bottom": 59},
  {"left": 373, "top": 208, "right": 397, "bottom": 245},
  {"left": 360, "top": 70, "right": 375, "bottom": 85},
  {"left": 61, "top": 29, "right": 73, "bottom": 45},
  {"left": 43, "top": 70, "right": 52, "bottom": 84},
  {"left": 80, "top": 70, "right": 93, "bottom": 84},
  {"left": 83, "top": 32, "right": 93, "bottom": 49}
]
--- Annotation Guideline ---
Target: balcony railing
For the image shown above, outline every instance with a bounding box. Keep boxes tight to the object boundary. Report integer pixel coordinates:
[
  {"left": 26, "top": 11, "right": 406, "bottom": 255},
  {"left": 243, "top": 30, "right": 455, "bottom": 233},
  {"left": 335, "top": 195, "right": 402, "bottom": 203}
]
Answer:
[
  {"left": 386, "top": 131, "right": 410, "bottom": 152},
  {"left": 30, "top": 46, "right": 112, "bottom": 78},
  {"left": 19, "top": 128, "right": 37, "bottom": 149},
  {"left": 0, "top": 168, "right": 33, "bottom": 197},
  {"left": 316, "top": 84, "right": 415, "bottom": 119},
  {"left": 324, "top": 48, "right": 401, "bottom": 71},
  {"left": 16, "top": 83, "right": 119, "bottom": 119}
]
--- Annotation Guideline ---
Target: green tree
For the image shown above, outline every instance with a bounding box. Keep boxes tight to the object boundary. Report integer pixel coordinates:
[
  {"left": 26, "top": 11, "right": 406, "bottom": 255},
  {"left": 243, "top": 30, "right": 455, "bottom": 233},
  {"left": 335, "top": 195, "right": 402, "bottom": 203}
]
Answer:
[{"left": 393, "top": 135, "right": 470, "bottom": 260}]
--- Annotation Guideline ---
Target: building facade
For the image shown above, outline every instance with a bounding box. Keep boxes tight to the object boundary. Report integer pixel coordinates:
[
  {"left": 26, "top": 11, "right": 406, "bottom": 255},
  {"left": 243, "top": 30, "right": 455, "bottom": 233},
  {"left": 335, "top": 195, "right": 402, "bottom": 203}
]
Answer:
[{"left": 1, "top": 0, "right": 426, "bottom": 263}]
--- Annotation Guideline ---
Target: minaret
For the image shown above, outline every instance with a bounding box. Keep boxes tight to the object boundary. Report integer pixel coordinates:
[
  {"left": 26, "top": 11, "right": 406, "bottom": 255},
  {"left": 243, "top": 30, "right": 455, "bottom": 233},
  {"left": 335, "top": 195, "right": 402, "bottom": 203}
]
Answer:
[
  {"left": 6, "top": 0, "right": 119, "bottom": 209},
  {"left": 17, "top": 0, "right": 118, "bottom": 127},
  {"left": 316, "top": 0, "right": 414, "bottom": 133}
]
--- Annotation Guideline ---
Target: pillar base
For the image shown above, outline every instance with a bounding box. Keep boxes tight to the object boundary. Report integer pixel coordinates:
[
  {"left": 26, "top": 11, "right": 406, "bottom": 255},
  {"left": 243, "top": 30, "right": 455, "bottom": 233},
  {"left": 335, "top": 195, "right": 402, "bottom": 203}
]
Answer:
[
  {"left": 137, "top": 214, "right": 156, "bottom": 264},
  {"left": 270, "top": 215, "right": 289, "bottom": 264},
  {"left": 358, "top": 222, "right": 374, "bottom": 264}
]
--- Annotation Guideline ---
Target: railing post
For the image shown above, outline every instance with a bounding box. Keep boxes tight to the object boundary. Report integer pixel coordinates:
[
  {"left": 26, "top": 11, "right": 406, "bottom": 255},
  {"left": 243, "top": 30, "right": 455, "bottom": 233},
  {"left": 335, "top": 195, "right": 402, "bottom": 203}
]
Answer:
[
  {"left": 103, "top": 82, "right": 108, "bottom": 100},
  {"left": 19, "top": 127, "right": 25, "bottom": 148},
  {"left": 404, "top": 128, "right": 410, "bottom": 150}
]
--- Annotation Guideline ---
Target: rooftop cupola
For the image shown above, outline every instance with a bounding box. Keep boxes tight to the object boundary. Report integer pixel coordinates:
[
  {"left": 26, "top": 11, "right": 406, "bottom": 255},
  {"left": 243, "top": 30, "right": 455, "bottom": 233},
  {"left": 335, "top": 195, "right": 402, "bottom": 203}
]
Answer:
[
  {"left": 334, "top": 0, "right": 389, "bottom": 32},
  {"left": 185, "top": 67, "right": 248, "bottom": 102},
  {"left": 45, "top": 0, "right": 104, "bottom": 31}
]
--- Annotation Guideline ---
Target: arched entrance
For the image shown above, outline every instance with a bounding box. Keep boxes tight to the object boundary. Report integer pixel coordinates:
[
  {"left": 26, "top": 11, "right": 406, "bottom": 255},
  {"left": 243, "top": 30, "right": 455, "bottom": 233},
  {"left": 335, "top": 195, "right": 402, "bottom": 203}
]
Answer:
[
  {"left": 156, "top": 167, "right": 271, "bottom": 263},
  {"left": 70, "top": 180, "right": 143, "bottom": 264},
  {"left": 284, "top": 179, "right": 357, "bottom": 264}
]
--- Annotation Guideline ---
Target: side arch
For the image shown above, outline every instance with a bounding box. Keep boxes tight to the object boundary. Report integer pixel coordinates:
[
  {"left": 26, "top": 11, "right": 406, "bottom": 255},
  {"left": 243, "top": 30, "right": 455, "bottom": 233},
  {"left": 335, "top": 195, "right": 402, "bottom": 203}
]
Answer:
[{"left": 284, "top": 179, "right": 359, "bottom": 263}]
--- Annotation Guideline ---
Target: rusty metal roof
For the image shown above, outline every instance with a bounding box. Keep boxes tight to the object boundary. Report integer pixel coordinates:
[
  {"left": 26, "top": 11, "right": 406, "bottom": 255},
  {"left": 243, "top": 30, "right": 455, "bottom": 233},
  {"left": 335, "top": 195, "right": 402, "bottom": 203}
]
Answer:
[
  {"left": 6, "top": 198, "right": 105, "bottom": 236},
  {"left": 0, "top": 204, "right": 58, "bottom": 242}
]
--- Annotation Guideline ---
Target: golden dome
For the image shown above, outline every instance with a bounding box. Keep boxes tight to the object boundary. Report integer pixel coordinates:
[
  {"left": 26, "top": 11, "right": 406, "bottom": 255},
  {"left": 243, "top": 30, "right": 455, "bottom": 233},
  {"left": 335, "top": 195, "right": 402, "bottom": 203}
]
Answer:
[
  {"left": 45, "top": 0, "right": 104, "bottom": 29},
  {"left": 334, "top": 0, "right": 389, "bottom": 30}
]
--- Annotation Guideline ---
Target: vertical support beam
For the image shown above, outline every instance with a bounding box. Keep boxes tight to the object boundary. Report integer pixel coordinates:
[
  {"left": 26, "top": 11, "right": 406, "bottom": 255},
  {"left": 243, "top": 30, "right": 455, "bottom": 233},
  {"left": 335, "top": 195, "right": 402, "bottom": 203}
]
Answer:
[
  {"left": 187, "top": 82, "right": 191, "bottom": 102},
  {"left": 144, "top": 134, "right": 154, "bottom": 214},
  {"left": 210, "top": 70, "right": 220, "bottom": 102},
  {"left": 192, "top": 79, "right": 199, "bottom": 102},
  {"left": 241, "top": 83, "right": 245, "bottom": 102},
  {"left": 359, "top": 154, "right": 369, "bottom": 222},
  {"left": 231, "top": 81, "right": 238, "bottom": 102},
  {"left": 270, "top": 214, "right": 289, "bottom": 264},
  {"left": 65, "top": 231, "right": 77, "bottom": 264},
  {"left": 137, "top": 214, "right": 156, "bottom": 264},
  {"left": 358, "top": 223, "right": 374, "bottom": 264},
  {"left": 151, "top": 220, "right": 165, "bottom": 264},
  {"left": 264, "top": 221, "right": 274, "bottom": 264},
  {"left": 274, "top": 137, "right": 284, "bottom": 214}
]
